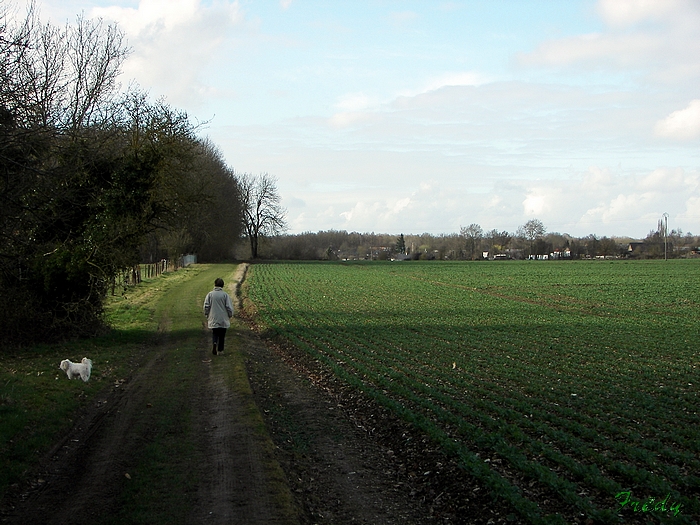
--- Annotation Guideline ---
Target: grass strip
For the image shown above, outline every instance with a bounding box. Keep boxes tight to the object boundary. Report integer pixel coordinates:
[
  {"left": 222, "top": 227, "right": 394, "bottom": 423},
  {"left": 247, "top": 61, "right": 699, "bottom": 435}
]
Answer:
[
  {"left": 102, "top": 263, "right": 297, "bottom": 525},
  {"left": 101, "top": 264, "right": 234, "bottom": 524}
]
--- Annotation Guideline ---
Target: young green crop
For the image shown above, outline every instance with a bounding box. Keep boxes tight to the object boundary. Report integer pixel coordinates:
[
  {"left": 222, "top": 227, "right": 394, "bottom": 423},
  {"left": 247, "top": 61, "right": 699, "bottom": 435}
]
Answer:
[{"left": 246, "top": 260, "right": 700, "bottom": 524}]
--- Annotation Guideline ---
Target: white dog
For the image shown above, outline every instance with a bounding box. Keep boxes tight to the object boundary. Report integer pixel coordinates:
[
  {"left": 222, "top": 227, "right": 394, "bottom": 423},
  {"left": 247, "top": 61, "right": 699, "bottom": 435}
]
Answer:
[{"left": 59, "top": 357, "right": 92, "bottom": 382}]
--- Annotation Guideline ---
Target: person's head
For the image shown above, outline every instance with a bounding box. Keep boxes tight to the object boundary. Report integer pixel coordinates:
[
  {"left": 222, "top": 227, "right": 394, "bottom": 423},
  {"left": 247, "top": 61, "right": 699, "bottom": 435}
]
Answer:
[{"left": 215, "top": 278, "right": 224, "bottom": 288}]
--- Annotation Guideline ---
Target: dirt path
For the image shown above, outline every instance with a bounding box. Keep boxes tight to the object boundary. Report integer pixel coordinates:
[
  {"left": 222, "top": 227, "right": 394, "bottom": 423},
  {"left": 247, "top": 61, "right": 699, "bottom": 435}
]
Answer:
[
  {"left": 191, "top": 266, "right": 297, "bottom": 524},
  {"left": 0, "top": 263, "right": 483, "bottom": 524},
  {"left": 241, "top": 328, "right": 431, "bottom": 524}
]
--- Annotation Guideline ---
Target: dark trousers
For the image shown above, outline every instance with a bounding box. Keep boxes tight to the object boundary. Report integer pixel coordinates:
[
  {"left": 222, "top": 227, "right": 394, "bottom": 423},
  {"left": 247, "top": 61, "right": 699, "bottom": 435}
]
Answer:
[{"left": 212, "top": 327, "right": 227, "bottom": 353}]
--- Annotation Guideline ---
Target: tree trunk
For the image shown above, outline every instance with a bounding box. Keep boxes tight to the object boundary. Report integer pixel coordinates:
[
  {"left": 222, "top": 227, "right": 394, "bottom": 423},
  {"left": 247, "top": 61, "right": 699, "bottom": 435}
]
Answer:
[{"left": 249, "top": 235, "right": 258, "bottom": 259}]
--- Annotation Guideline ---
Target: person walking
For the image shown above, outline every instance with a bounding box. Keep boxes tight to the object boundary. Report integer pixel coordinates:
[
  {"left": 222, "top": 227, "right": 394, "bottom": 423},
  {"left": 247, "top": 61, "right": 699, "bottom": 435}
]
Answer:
[{"left": 203, "top": 278, "right": 234, "bottom": 355}]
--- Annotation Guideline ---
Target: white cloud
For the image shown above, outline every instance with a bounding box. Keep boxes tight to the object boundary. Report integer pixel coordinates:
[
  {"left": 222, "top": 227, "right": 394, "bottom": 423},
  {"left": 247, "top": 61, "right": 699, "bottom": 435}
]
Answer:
[
  {"left": 575, "top": 167, "right": 699, "bottom": 233},
  {"left": 640, "top": 167, "right": 689, "bottom": 191},
  {"left": 328, "top": 111, "right": 372, "bottom": 129},
  {"left": 215, "top": 70, "right": 700, "bottom": 236},
  {"left": 91, "top": 0, "right": 243, "bottom": 107},
  {"left": 519, "top": 0, "right": 700, "bottom": 81},
  {"left": 681, "top": 195, "right": 700, "bottom": 222},
  {"left": 393, "top": 71, "right": 489, "bottom": 101},
  {"left": 581, "top": 193, "right": 646, "bottom": 226},
  {"left": 275, "top": 162, "right": 700, "bottom": 237},
  {"left": 519, "top": 32, "right": 658, "bottom": 68},
  {"left": 596, "top": 0, "right": 693, "bottom": 28},
  {"left": 422, "top": 71, "right": 490, "bottom": 92},
  {"left": 329, "top": 71, "right": 489, "bottom": 130},
  {"left": 388, "top": 11, "right": 418, "bottom": 27},
  {"left": 339, "top": 201, "right": 371, "bottom": 223},
  {"left": 337, "top": 189, "right": 422, "bottom": 231},
  {"left": 392, "top": 197, "right": 411, "bottom": 214},
  {"left": 93, "top": 0, "right": 197, "bottom": 34},
  {"left": 583, "top": 167, "right": 613, "bottom": 191},
  {"left": 655, "top": 100, "right": 700, "bottom": 140},
  {"left": 328, "top": 92, "right": 380, "bottom": 128},
  {"left": 523, "top": 192, "right": 547, "bottom": 216}
]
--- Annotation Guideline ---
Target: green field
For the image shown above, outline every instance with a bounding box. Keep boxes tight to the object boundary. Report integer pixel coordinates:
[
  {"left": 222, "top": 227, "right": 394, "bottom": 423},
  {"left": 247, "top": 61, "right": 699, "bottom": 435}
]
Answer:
[{"left": 245, "top": 260, "right": 700, "bottom": 524}]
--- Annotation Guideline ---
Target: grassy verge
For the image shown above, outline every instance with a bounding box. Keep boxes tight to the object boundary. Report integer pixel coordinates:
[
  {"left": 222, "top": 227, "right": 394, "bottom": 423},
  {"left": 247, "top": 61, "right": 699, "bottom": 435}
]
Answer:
[{"left": 214, "top": 317, "right": 299, "bottom": 521}]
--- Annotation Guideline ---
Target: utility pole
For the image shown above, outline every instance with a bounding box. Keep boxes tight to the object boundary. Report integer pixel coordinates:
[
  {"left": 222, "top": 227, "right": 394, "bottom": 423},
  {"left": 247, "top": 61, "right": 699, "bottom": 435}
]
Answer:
[{"left": 663, "top": 212, "right": 669, "bottom": 261}]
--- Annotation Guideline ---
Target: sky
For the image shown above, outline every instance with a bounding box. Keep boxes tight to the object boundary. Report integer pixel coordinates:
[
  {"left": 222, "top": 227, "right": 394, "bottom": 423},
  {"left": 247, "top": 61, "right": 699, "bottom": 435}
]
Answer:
[{"left": 14, "top": 0, "right": 700, "bottom": 238}]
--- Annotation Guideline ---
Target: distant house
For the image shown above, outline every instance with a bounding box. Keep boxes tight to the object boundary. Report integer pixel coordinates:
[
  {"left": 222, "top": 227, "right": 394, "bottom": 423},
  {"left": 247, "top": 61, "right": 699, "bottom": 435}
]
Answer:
[{"left": 551, "top": 248, "right": 571, "bottom": 259}]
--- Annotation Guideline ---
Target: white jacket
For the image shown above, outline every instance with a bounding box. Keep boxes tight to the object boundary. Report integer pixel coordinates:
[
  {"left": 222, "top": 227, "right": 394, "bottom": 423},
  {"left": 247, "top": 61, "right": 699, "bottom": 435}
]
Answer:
[{"left": 203, "top": 287, "right": 234, "bottom": 328}]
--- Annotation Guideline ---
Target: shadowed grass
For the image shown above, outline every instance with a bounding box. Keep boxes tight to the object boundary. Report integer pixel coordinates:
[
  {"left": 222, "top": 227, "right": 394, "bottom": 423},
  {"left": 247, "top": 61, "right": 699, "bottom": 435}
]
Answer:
[{"left": 0, "top": 265, "right": 209, "bottom": 501}]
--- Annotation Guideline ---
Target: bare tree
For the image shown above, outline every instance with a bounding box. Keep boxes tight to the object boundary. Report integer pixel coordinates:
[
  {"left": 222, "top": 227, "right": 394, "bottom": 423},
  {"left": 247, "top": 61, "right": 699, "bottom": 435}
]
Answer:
[
  {"left": 4, "top": 4, "right": 128, "bottom": 130},
  {"left": 460, "top": 223, "right": 483, "bottom": 260},
  {"left": 239, "top": 172, "right": 287, "bottom": 258},
  {"left": 517, "top": 219, "right": 546, "bottom": 257},
  {"left": 65, "top": 14, "right": 128, "bottom": 130},
  {"left": 485, "top": 229, "right": 511, "bottom": 257}
]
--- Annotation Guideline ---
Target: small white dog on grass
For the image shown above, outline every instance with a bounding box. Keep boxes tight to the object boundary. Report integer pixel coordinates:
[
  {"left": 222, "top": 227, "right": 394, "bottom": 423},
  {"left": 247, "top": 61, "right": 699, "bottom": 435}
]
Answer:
[{"left": 59, "top": 357, "right": 92, "bottom": 382}]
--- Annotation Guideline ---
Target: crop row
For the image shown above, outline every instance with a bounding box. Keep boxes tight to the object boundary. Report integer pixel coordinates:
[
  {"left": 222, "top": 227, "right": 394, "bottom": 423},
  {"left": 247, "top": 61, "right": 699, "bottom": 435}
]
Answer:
[{"left": 246, "top": 260, "right": 700, "bottom": 523}]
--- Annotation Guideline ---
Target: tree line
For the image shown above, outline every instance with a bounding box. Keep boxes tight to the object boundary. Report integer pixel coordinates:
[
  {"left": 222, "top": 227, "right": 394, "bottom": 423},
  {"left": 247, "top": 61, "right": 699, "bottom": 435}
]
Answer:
[
  {"left": 256, "top": 218, "right": 699, "bottom": 261},
  {"left": 0, "top": 4, "right": 284, "bottom": 344}
]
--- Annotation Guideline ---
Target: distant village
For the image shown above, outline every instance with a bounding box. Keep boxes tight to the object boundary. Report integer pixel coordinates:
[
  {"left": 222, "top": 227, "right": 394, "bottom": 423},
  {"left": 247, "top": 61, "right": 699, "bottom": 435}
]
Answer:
[{"left": 252, "top": 224, "right": 700, "bottom": 261}]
